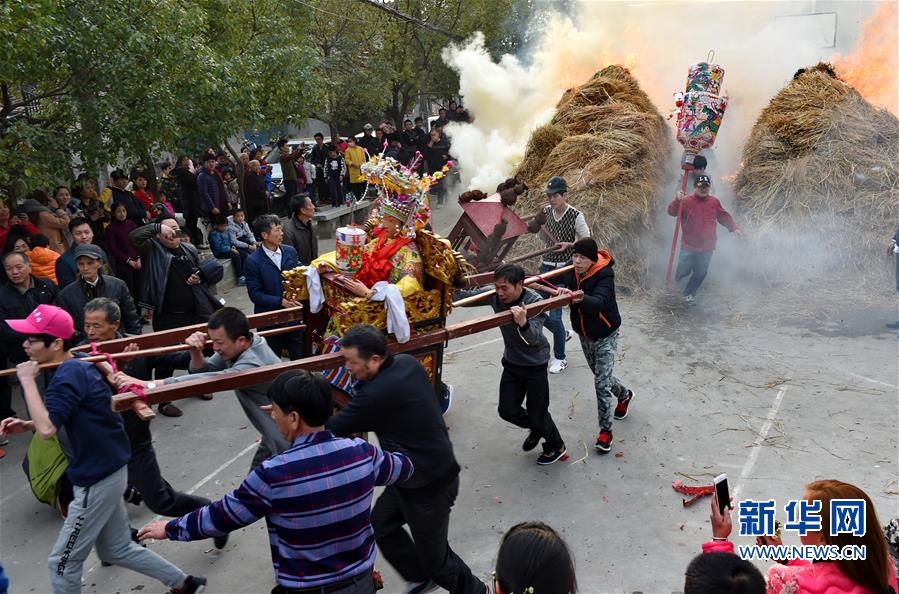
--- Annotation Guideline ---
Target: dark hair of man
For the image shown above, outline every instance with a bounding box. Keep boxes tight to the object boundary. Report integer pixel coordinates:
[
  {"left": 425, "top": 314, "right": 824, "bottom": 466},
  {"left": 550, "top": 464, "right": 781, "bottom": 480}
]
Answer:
[
  {"left": 3, "top": 250, "right": 29, "bottom": 267},
  {"left": 340, "top": 324, "right": 388, "bottom": 360},
  {"left": 290, "top": 195, "right": 311, "bottom": 216},
  {"left": 404, "top": 119, "right": 412, "bottom": 125},
  {"left": 495, "top": 521, "right": 577, "bottom": 594},
  {"left": 414, "top": 117, "right": 423, "bottom": 124},
  {"left": 253, "top": 213, "right": 281, "bottom": 238},
  {"left": 314, "top": 132, "right": 324, "bottom": 139},
  {"left": 268, "top": 370, "right": 333, "bottom": 427},
  {"left": 155, "top": 213, "right": 177, "bottom": 226},
  {"left": 213, "top": 213, "right": 228, "bottom": 227},
  {"left": 683, "top": 552, "right": 765, "bottom": 594},
  {"left": 494, "top": 263, "right": 525, "bottom": 285},
  {"left": 233, "top": 207, "right": 244, "bottom": 216},
  {"left": 84, "top": 297, "right": 122, "bottom": 325},
  {"left": 30, "top": 234, "right": 50, "bottom": 249},
  {"left": 68, "top": 217, "right": 90, "bottom": 232},
  {"left": 692, "top": 155, "right": 708, "bottom": 171},
  {"left": 28, "top": 333, "right": 73, "bottom": 351},
  {"left": 277, "top": 138, "right": 288, "bottom": 148},
  {"left": 206, "top": 306, "right": 251, "bottom": 342}
]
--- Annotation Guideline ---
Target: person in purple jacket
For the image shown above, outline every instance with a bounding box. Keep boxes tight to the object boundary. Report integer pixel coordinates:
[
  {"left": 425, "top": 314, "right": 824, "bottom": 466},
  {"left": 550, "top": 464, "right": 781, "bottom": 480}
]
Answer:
[{"left": 138, "top": 369, "right": 413, "bottom": 594}]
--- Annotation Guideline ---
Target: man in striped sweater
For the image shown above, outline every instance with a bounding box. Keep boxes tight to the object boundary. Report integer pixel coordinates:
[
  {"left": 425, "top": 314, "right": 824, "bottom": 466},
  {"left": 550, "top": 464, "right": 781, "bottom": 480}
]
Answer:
[{"left": 138, "top": 370, "right": 414, "bottom": 594}]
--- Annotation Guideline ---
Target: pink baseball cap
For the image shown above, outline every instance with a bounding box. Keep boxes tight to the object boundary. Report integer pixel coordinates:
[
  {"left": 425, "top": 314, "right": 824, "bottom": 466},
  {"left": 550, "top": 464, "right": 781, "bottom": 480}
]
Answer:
[{"left": 6, "top": 304, "right": 75, "bottom": 339}]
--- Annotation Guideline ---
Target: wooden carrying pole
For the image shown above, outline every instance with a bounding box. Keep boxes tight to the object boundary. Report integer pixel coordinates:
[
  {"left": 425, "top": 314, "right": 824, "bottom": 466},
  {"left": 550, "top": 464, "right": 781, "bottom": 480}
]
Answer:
[
  {"left": 70, "top": 307, "right": 304, "bottom": 355},
  {"left": 0, "top": 325, "right": 307, "bottom": 378},
  {"left": 664, "top": 163, "right": 693, "bottom": 287},
  {"left": 111, "top": 293, "right": 579, "bottom": 412},
  {"left": 464, "top": 263, "right": 573, "bottom": 290},
  {"left": 453, "top": 265, "right": 574, "bottom": 307}
]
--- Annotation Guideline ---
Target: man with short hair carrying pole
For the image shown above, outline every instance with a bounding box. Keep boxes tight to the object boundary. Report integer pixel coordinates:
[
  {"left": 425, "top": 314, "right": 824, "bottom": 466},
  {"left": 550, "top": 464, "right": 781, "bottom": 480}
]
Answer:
[
  {"left": 114, "top": 306, "right": 289, "bottom": 470},
  {"left": 0, "top": 305, "right": 205, "bottom": 594},
  {"left": 139, "top": 369, "right": 414, "bottom": 594},
  {"left": 80, "top": 298, "right": 225, "bottom": 550},
  {"left": 326, "top": 325, "right": 487, "bottom": 594},
  {"left": 454, "top": 263, "right": 567, "bottom": 466}
]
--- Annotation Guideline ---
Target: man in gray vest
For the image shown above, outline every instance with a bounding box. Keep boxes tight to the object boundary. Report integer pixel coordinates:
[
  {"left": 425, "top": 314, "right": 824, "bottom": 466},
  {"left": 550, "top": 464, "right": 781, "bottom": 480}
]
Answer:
[{"left": 537, "top": 176, "right": 590, "bottom": 374}]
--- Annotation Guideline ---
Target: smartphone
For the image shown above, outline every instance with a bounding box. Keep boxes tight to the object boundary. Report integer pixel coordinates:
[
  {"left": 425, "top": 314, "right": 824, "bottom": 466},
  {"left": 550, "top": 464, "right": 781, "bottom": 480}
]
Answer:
[{"left": 714, "top": 473, "right": 730, "bottom": 514}]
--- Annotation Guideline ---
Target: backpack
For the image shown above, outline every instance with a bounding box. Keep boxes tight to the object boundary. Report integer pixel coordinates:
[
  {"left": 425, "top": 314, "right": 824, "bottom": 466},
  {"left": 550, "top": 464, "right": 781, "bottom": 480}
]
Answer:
[{"left": 21, "top": 433, "right": 69, "bottom": 506}]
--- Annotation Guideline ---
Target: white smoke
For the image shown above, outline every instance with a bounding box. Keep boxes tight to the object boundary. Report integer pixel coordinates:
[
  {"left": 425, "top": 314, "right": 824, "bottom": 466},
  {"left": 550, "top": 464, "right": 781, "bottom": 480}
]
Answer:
[{"left": 442, "top": 1, "right": 869, "bottom": 193}]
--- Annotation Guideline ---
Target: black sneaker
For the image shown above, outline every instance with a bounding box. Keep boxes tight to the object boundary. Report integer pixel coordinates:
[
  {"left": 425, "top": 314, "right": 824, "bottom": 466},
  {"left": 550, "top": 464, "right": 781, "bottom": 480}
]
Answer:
[
  {"left": 213, "top": 533, "right": 228, "bottom": 549},
  {"left": 536, "top": 446, "right": 566, "bottom": 465},
  {"left": 521, "top": 431, "right": 540, "bottom": 452},
  {"left": 614, "top": 390, "right": 633, "bottom": 420},
  {"left": 170, "top": 575, "right": 207, "bottom": 594},
  {"left": 595, "top": 430, "right": 613, "bottom": 453}
]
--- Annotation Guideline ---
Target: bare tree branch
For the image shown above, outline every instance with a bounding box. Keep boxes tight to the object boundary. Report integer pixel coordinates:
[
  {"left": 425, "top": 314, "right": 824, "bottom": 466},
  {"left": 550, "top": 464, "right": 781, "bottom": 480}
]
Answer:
[{"left": 355, "top": 0, "right": 463, "bottom": 40}]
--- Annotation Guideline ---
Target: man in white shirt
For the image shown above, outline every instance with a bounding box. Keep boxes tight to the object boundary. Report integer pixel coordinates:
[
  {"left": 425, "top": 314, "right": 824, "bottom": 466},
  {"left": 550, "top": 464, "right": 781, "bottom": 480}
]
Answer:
[{"left": 243, "top": 214, "right": 303, "bottom": 360}]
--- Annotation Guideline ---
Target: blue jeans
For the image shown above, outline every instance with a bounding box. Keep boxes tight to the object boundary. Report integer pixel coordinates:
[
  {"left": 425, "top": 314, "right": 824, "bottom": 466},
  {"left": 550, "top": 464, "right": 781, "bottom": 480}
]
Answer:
[
  {"left": 675, "top": 249, "right": 714, "bottom": 297},
  {"left": 539, "top": 262, "right": 568, "bottom": 360}
]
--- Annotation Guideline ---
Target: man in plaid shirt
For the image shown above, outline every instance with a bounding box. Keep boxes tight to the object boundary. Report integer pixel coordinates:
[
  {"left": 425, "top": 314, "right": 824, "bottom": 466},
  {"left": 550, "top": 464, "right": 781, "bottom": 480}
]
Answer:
[{"left": 139, "top": 370, "right": 414, "bottom": 593}]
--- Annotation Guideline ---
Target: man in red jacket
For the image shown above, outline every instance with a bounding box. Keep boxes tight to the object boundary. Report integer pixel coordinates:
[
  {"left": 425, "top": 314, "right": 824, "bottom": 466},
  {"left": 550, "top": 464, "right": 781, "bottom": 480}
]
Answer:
[{"left": 668, "top": 174, "right": 742, "bottom": 304}]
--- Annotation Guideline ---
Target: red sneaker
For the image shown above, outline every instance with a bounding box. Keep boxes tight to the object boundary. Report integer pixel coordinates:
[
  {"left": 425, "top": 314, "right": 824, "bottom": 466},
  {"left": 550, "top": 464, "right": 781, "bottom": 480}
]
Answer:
[
  {"left": 595, "top": 430, "right": 613, "bottom": 453},
  {"left": 614, "top": 390, "right": 633, "bottom": 420}
]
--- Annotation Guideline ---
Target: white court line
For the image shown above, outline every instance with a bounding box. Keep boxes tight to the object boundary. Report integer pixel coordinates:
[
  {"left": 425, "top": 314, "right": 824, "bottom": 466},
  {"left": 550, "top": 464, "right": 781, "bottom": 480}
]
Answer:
[
  {"left": 150, "top": 440, "right": 258, "bottom": 521},
  {"left": 85, "top": 440, "right": 258, "bottom": 576},
  {"left": 732, "top": 386, "right": 789, "bottom": 501},
  {"left": 445, "top": 337, "right": 502, "bottom": 356},
  {"left": 839, "top": 369, "right": 898, "bottom": 390}
]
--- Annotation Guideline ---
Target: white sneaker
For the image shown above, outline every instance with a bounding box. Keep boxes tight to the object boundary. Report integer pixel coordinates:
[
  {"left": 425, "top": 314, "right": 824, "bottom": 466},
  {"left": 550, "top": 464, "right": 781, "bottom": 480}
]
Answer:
[{"left": 548, "top": 358, "right": 568, "bottom": 374}]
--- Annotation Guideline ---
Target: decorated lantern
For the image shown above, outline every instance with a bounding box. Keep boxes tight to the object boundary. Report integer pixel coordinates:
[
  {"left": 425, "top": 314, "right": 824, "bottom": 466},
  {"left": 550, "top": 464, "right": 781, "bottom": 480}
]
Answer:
[
  {"left": 674, "top": 58, "right": 728, "bottom": 158},
  {"left": 335, "top": 226, "right": 366, "bottom": 274}
]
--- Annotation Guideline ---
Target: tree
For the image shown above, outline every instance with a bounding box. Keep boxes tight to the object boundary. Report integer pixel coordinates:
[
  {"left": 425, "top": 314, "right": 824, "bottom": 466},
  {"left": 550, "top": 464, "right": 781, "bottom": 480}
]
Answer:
[{"left": 0, "top": 0, "right": 320, "bottom": 198}]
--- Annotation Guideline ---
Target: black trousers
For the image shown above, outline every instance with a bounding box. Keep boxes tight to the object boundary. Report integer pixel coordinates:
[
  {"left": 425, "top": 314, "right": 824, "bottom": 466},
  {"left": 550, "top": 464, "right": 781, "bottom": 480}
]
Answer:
[
  {"left": 122, "top": 410, "right": 210, "bottom": 516},
  {"left": 265, "top": 328, "right": 304, "bottom": 361},
  {"left": 371, "top": 477, "right": 484, "bottom": 594},
  {"left": 498, "top": 360, "right": 564, "bottom": 452}
]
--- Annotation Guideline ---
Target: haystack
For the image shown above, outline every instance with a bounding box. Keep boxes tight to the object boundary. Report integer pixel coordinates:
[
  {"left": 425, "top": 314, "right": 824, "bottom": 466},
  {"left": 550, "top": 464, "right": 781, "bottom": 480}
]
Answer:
[
  {"left": 734, "top": 62, "right": 899, "bottom": 282},
  {"left": 512, "top": 65, "right": 672, "bottom": 287}
]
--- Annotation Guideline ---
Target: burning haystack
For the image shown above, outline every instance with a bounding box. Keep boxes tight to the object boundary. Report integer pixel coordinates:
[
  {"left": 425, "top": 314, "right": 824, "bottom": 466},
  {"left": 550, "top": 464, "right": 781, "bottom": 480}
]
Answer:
[
  {"left": 734, "top": 62, "right": 899, "bottom": 279},
  {"left": 513, "top": 65, "right": 672, "bottom": 287}
]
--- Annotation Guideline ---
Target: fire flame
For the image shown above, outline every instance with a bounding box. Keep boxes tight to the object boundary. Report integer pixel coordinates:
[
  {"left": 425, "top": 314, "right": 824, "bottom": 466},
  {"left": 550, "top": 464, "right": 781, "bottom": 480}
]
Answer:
[{"left": 833, "top": 2, "right": 898, "bottom": 116}]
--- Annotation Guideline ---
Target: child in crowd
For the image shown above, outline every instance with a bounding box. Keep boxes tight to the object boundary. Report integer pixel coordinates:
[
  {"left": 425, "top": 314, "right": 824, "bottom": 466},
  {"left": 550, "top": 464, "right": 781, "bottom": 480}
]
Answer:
[
  {"left": 324, "top": 144, "right": 345, "bottom": 208},
  {"left": 227, "top": 209, "right": 257, "bottom": 262},
  {"left": 209, "top": 214, "right": 244, "bottom": 285}
]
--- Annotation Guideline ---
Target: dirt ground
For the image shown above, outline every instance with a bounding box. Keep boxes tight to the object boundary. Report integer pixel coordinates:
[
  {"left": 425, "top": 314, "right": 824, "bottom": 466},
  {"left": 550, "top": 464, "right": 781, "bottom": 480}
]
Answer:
[{"left": 1, "top": 201, "right": 897, "bottom": 593}]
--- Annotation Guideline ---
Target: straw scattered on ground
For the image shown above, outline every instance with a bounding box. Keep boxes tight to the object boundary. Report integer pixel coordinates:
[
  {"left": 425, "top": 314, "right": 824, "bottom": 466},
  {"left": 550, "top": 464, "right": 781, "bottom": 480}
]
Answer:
[{"left": 512, "top": 65, "right": 673, "bottom": 288}]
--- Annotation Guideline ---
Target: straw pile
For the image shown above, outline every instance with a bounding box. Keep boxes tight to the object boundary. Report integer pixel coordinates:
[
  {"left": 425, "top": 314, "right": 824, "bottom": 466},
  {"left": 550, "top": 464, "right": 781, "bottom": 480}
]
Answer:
[
  {"left": 734, "top": 62, "right": 899, "bottom": 284},
  {"left": 512, "top": 65, "right": 672, "bottom": 288}
]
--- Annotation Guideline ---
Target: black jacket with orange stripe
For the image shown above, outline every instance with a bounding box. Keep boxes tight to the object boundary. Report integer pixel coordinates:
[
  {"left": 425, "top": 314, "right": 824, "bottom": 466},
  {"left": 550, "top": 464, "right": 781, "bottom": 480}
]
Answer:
[{"left": 566, "top": 249, "right": 621, "bottom": 340}]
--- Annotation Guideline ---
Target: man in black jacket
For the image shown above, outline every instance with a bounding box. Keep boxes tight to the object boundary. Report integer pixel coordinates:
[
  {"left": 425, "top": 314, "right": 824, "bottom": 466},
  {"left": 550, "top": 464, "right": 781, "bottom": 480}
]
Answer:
[
  {"left": 129, "top": 214, "right": 223, "bottom": 417},
  {"left": 454, "top": 263, "right": 566, "bottom": 465},
  {"left": 560, "top": 238, "right": 633, "bottom": 453},
  {"left": 79, "top": 297, "right": 225, "bottom": 553},
  {"left": 56, "top": 244, "right": 141, "bottom": 344},
  {"left": 0, "top": 251, "right": 58, "bottom": 420},
  {"left": 281, "top": 195, "right": 318, "bottom": 265},
  {"left": 326, "top": 325, "right": 486, "bottom": 594},
  {"left": 109, "top": 168, "right": 148, "bottom": 227}
]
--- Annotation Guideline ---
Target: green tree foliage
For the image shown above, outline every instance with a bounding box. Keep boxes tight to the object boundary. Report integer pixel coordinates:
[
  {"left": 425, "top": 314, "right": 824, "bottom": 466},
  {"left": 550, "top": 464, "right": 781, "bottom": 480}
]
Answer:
[{"left": 0, "top": 0, "right": 318, "bottom": 197}]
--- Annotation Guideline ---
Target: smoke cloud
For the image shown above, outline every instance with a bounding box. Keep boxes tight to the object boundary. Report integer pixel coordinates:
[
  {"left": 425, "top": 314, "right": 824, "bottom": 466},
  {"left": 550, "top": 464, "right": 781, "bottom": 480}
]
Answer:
[{"left": 442, "top": 1, "right": 874, "bottom": 192}]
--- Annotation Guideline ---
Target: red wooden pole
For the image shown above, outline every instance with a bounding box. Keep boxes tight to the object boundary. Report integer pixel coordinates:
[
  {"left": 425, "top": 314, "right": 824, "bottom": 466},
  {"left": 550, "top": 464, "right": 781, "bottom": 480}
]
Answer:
[{"left": 664, "top": 163, "right": 693, "bottom": 287}]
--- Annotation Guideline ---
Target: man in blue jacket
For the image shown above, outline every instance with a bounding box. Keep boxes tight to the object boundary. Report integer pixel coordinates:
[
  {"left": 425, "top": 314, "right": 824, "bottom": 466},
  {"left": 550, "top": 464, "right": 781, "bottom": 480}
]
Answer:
[
  {"left": 196, "top": 154, "right": 224, "bottom": 221},
  {"left": 244, "top": 214, "right": 303, "bottom": 360}
]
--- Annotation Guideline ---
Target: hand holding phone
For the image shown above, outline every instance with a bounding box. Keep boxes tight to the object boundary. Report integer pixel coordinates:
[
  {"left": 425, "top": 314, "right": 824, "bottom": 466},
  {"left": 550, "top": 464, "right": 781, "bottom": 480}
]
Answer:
[{"left": 714, "top": 473, "right": 730, "bottom": 515}]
